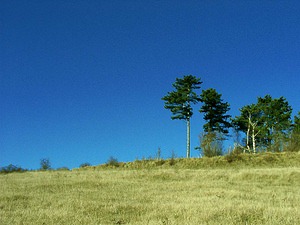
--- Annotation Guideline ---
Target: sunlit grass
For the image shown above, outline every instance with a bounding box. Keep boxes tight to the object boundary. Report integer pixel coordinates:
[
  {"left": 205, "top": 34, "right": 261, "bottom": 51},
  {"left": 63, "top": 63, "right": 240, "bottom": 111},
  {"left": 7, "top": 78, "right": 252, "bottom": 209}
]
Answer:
[{"left": 1, "top": 160, "right": 300, "bottom": 225}]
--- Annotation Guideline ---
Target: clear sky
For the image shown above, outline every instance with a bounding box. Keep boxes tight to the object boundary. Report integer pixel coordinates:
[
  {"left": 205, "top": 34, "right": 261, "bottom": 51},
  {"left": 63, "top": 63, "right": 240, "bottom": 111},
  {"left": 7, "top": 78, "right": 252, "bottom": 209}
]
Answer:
[{"left": 1, "top": 1, "right": 300, "bottom": 169}]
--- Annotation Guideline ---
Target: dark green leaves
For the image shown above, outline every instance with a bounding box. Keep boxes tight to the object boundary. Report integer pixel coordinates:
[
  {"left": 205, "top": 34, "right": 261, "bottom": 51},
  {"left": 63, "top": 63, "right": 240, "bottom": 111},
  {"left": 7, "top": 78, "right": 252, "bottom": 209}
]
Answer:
[
  {"left": 294, "top": 112, "right": 300, "bottom": 132},
  {"left": 162, "top": 75, "right": 202, "bottom": 120},
  {"left": 162, "top": 75, "right": 202, "bottom": 158},
  {"left": 233, "top": 95, "right": 292, "bottom": 150},
  {"left": 199, "top": 88, "right": 231, "bottom": 134}
]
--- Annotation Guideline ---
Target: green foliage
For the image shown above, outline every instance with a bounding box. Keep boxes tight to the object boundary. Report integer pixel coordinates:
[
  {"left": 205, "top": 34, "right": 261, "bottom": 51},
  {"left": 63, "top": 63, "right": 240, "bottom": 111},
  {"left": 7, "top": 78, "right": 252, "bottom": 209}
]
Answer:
[
  {"left": 162, "top": 75, "right": 202, "bottom": 120},
  {"left": 198, "top": 132, "right": 223, "bottom": 157},
  {"left": 233, "top": 95, "right": 292, "bottom": 151},
  {"left": 0, "top": 164, "right": 27, "bottom": 174},
  {"left": 56, "top": 167, "right": 70, "bottom": 171},
  {"left": 225, "top": 145, "right": 244, "bottom": 163},
  {"left": 285, "top": 112, "right": 300, "bottom": 152},
  {"left": 294, "top": 111, "right": 300, "bottom": 132},
  {"left": 232, "top": 103, "right": 259, "bottom": 133},
  {"left": 258, "top": 95, "right": 292, "bottom": 149},
  {"left": 106, "top": 156, "right": 119, "bottom": 167},
  {"left": 162, "top": 75, "right": 202, "bottom": 158},
  {"left": 225, "top": 152, "right": 242, "bottom": 163},
  {"left": 285, "top": 133, "right": 300, "bottom": 152},
  {"left": 40, "top": 158, "right": 51, "bottom": 171},
  {"left": 200, "top": 88, "right": 231, "bottom": 134},
  {"left": 155, "top": 159, "right": 166, "bottom": 166},
  {"left": 79, "top": 162, "right": 92, "bottom": 168}
]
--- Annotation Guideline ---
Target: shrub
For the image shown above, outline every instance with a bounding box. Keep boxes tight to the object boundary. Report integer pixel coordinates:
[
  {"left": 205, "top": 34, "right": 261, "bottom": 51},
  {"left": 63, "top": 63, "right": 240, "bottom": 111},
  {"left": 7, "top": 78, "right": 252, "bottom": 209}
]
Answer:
[
  {"left": 262, "top": 153, "right": 277, "bottom": 162},
  {"left": 106, "top": 156, "right": 119, "bottom": 167},
  {"left": 199, "top": 132, "right": 223, "bottom": 157},
  {"left": 56, "top": 167, "right": 70, "bottom": 171},
  {"left": 40, "top": 158, "right": 51, "bottom": 171},
  {"left": 0, "top": 164, "right": 27, "bottom": 174},
  {"left": 155, "top": 159, "right": 165, "bottom": 166},
  {"left": 79, "top": 162, "right": 92, "bottom": 168},
  {"left": 225, "top": 151, "right": 243, "bottom": 163}
]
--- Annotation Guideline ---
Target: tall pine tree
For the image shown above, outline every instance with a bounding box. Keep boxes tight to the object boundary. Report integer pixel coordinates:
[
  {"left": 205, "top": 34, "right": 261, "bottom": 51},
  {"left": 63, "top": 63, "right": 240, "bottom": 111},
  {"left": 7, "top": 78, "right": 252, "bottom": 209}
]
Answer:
[{"left": 162, "top": 75, "right": 202, "bottom": 158}]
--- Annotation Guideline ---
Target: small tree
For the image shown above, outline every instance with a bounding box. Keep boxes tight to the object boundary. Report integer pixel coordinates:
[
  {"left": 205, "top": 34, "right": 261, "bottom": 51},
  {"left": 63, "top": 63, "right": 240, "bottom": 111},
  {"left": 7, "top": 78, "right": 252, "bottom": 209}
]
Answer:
[
  {"left": 198, "top": 132, "right": 223, "bottom": 157},
  {"left": 40, "top": 158, "right": 51, "bottom": 170},
  {"left": 162, "top": 75, "right": 202, "bottom": 158},
  {"left": 106, "top": 156, "right": 119, "bottom": 167},
  {"left": 233, "top": 103, "right": 265, "bottom": 153}
]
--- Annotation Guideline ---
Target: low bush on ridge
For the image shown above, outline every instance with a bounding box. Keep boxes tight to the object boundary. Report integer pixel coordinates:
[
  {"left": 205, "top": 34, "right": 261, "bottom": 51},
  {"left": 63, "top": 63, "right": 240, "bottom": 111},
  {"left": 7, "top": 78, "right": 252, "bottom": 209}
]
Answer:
[{"left": 0, "top": 164, "right": 27, "bottom": 174}]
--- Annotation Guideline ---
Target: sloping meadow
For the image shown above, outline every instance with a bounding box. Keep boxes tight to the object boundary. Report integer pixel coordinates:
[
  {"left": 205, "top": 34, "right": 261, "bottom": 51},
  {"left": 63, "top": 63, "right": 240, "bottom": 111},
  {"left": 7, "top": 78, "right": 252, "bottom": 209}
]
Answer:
[{"left": 1, "top": 153, "right": 299, "bottom": 224}]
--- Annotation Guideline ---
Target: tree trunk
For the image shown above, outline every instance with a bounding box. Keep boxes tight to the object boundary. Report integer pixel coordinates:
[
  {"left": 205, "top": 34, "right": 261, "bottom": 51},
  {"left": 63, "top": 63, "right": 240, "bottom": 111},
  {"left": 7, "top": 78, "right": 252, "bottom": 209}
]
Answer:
[
  {"left": 246, "top": 116, "right": 251, "bottom": 153},
  {"left": 252, "top": 126, "right": 256, "bottom": 154},
  {"left": 186, "top": 118, "right": 191, "bottom": 158}
]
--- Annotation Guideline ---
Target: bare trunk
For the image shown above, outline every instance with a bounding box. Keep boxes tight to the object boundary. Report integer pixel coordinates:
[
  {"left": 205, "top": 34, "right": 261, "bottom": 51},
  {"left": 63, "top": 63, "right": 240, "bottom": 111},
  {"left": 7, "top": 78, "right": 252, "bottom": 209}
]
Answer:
[
  {"left": 248, "top": 112, "right": 259, "bottom": 154},
  {"left": 246, "top": 116, "right": 251, "bottom": 153},
  {"left": 252, "top": 126, "right": 256, "bottom": 154},
  {"left": 186, "top": 118, "right": 191, "bottom": 158}
]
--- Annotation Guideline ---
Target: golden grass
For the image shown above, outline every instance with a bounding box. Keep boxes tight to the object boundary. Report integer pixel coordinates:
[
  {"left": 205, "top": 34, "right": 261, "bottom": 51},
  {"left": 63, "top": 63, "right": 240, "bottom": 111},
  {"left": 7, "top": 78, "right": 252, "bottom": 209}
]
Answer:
[
  {"left": 96, "top": 152, "right": 300, "bottom": 170},
  {"left": 0, "top": 165, "right": 299, "bottom": 224}
]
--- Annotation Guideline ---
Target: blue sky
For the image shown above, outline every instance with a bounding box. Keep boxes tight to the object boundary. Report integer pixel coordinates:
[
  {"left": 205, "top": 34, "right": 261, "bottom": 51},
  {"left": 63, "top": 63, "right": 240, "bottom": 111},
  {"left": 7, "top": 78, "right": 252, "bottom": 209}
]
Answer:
[{"left": 1, "top": 1, "right": 300, "bottom": 169}]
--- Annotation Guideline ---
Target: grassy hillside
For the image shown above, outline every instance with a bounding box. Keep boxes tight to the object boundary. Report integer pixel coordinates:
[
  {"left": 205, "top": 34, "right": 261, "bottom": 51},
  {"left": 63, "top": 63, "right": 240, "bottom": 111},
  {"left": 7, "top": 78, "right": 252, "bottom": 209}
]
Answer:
[
  {"left": 93, "top": 152, "right": 300, "bottom": 170},
  {"left": 1, "top": 153, "right": 300, "bottom": 225}
]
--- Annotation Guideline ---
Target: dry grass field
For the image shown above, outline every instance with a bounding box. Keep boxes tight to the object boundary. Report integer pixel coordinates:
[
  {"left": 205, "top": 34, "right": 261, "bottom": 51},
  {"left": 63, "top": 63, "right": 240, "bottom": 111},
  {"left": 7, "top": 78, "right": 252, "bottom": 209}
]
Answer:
[{"left": 1, "top": 155, "right": 300, "bottom": 224}]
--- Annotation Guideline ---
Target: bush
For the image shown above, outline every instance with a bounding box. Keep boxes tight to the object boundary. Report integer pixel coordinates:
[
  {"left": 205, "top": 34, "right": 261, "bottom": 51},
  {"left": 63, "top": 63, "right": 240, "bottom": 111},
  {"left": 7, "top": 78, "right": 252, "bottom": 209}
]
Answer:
[
  {"left": 225, "top": 151, "right": 243, "bottom": 163},
  {"left": 106, "top": 156, "right": 119, "bottom": 167},
  {"left": 199, "top": 132, "right": 223, "bottom": 157},
  {"left": 79, "top": 162, "right": 92, "bottom": 168},
  {"left": 155, "top": 159, "right": 165, "bottom": 166},
  {"left": 0, "top": 164, "right": 27, "bottom": 174},
  {"left": 40, "top": 158, "right": 51, "bottom": 170},
  {"left": 56, "top": 167, "right": 70, "bottom": 171}
]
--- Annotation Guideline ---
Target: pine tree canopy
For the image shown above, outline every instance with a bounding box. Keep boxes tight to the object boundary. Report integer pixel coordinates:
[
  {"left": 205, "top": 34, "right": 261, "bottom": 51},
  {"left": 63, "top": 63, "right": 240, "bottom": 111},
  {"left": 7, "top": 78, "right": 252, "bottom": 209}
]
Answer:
[
  {"left": 162, "top": 75, "right": 202, "bottom": 120},
  {"left": 199, "top": 88, "right": 231, "bottom": 134}
]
